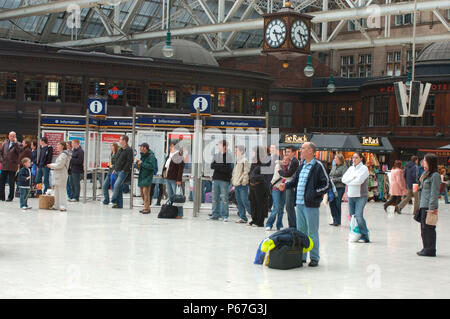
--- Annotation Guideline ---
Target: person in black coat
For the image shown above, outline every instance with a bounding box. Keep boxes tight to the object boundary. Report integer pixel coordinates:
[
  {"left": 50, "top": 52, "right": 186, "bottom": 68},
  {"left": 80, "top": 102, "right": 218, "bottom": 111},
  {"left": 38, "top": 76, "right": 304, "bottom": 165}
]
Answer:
[
  {"left": 69, "top": 139, "right": 84, "bottom": 202},
  {"left": 248, "top": 146, "right": 271, "bottom": 227},
  {"left": 35, "top": 137, "right": 53, "bottom": 194},
  {"left": 111, "top": 135, "right": 134, "bottom": 209}
]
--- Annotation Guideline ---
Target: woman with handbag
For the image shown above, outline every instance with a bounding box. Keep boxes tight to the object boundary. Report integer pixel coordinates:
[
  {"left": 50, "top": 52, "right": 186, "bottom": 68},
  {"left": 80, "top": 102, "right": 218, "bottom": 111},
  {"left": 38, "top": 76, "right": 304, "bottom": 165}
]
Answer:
[
  {"left": 415, "top": 153, "right": 441, "bottom": 257},
  {"left": 329, "top": 154, "right": 348, "bottom": 226},
  {"left": 47, "top": 141, "right": 71, "bottom": 212},
  {"left": 383, "top": 160, "right": 407, "bottom": 213},
  {"left": 248, "top": 146, "right": 271, "bottom": 227},
  {"left": 162, "top": 142, "right": 185, "bottom": 219},
  {"left": 439, "top": 168, "right": 449, "bottom": 204}
]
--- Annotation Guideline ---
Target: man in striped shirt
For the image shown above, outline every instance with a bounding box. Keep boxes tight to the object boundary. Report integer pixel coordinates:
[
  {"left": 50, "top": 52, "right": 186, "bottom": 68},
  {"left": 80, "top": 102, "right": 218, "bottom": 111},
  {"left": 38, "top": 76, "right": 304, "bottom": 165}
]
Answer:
[{"left": 279, "top": 142, "right": 330, "bottom": 267}]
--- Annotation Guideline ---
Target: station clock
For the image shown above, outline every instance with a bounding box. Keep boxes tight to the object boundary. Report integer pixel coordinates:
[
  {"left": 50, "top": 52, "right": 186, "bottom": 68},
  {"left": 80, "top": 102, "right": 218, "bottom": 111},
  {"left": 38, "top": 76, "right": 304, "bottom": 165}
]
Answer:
[{"left": 262, "top": 3, "right": 313, "bottom": 56}]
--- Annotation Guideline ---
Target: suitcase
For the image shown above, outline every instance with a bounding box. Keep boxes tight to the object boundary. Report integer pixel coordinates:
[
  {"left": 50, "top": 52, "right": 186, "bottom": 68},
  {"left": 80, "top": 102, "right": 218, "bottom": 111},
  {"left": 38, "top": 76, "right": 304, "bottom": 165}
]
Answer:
[
  {"left": 39, "top": 195, "right": 55, "bottom": 209},
  {"left": 158, "top": 202, "right": 178, "bottom": 219},
  {"left": 268, "top": 244, "right": 303, "bottom": 270}
]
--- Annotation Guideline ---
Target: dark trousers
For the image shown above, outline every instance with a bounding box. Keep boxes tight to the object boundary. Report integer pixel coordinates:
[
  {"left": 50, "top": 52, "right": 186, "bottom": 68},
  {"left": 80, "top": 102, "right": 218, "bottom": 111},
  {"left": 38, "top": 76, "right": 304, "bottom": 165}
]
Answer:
[
  {"left": 419, "top": 207, "right": 437, "bottom": 255},
  {"left": 249, "top": 183, "right": 268, "bottom": 227},
  {"left": 285, "top": 188, "right": 297, "bottom": 228},
  {"left": 70, "top": 172, "right": 81, "bottom": 201},
  {"left": 150, "top": 183, "right": 164, "bottom": 205},
  {"left": 329, "top": 187, "right": 346, "bottom": 225},
  {"left": 0, "top": 170, "right": 16, "bottom": 201},
  {"left": 384, "top": 195, "right": 402, "bottom": 209},
  {"left": 67, "top": 175, "right": 73, "bottom": 199}
]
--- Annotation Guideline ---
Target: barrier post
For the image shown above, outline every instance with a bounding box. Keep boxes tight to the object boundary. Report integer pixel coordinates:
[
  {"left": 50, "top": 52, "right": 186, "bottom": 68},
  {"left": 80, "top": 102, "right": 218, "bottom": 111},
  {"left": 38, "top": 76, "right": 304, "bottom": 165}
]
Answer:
[
  {"left": 130, "top": 106, "right": 136, "bottom": 209},
  {"left": 83, "top": 108, "right": 89, "bottom": 203},
  {"left": 192, "top": 109, "right": 202, "bottom": 217}
]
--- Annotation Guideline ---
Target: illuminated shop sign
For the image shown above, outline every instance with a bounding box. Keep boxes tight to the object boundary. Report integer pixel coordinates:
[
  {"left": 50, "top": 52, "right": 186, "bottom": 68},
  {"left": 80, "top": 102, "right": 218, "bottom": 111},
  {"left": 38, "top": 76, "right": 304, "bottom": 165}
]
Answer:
[
  {"left": 360, "top": 136, "right": 381, "bottom": 146},
  {"left": 283, "top": 134, "right": 308, "bottom": 144}
]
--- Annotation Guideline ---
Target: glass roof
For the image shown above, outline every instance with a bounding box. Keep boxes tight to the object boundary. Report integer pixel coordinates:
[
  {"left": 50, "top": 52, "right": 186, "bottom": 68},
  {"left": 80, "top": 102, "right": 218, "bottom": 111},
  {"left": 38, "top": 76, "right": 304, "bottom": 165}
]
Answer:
[{"left": 0, "top": 0, "right": 326, "bottom": 50}]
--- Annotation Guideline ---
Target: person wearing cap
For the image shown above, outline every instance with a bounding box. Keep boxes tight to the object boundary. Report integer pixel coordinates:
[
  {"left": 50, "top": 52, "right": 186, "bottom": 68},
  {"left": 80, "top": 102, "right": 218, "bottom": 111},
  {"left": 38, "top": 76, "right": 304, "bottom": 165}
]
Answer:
[{"left": 137, "top": 143, "right": 156, "bottom": 214}]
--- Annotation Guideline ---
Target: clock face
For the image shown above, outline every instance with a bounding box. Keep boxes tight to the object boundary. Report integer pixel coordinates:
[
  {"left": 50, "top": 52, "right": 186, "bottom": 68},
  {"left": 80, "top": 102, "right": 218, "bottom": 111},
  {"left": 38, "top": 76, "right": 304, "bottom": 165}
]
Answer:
[
  {"left": 290, "top": 19, "right": 309, "bottom": 49},
  {"left": 265, "top": 19, "right": 287, "bottom": 48}
]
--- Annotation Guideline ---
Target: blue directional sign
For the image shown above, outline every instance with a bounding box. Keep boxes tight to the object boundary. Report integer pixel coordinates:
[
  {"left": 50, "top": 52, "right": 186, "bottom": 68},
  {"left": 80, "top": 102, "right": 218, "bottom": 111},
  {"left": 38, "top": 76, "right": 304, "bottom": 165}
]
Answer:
[
  {"left": 190, "top": 94, "right": 211, "bottom": 116},
  {"left": 88, "top": 98, "right": 107, "bottom": 116},
  {"left": 138, "top": 117, "right": 194, "bottom": 127},
  {"left": 204, "top": 119, "right": 265, "bottom": 129}
]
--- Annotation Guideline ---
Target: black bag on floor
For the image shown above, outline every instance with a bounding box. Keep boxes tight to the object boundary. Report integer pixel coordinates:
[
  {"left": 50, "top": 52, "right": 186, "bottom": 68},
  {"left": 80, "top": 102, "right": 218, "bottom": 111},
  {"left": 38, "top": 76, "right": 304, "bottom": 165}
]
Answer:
[
  {"left": 268, "top": 243, "right": 303, "bottom": 270},
  {"left": 158, "top": 201, "right": 178, "bottom": 219}
]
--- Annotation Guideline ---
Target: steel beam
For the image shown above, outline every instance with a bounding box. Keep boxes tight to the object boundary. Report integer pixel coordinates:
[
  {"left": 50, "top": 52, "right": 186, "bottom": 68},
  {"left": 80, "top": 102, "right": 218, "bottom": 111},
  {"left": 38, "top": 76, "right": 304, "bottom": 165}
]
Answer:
[
  {"left": 49, "top": 0, "right": 450, "bottom": 47},
  {"left": 197, "top": 0, "right": 217, "bottom": 24},
  {"left": 0, "top": 0, "right": 130, "bottom": 21},
  {"left": 212, "top": 32, "right": 450, "bottom": 57},
  {"left": 224, "top": 0, "right": 245, "bottom": 23}
]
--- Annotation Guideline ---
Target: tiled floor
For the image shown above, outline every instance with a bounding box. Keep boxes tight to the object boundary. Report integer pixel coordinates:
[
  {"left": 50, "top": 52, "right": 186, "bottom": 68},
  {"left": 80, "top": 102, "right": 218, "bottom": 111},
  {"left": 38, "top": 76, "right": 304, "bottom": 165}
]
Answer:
[{"left": 0, "top": 195, "right": 449, "bottom": 299}]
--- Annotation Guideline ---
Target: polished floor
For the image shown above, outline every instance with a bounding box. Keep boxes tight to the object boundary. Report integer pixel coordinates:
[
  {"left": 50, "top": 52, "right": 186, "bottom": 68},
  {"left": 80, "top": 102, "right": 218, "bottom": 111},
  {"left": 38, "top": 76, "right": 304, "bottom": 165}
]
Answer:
[{"left": 0, "top": 194, "right": 449, "bottom": 299}]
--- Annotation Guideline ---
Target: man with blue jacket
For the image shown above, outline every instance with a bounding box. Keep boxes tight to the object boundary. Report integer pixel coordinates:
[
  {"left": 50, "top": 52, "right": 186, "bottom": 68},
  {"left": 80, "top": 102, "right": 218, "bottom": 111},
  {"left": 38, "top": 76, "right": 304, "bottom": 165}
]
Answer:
[{"left": 279, "top": 142, "right": 330, "bottom": 267}]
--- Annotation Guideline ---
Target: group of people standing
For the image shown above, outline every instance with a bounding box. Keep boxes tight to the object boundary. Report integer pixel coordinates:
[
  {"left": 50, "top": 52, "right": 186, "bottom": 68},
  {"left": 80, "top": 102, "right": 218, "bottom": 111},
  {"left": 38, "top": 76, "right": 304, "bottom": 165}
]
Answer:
[
  {"left": 1, "top": 131, "right": 445, "bottom": 260},
  {"left": 0, "top": 131, "right": 85, "bottom": 211}
]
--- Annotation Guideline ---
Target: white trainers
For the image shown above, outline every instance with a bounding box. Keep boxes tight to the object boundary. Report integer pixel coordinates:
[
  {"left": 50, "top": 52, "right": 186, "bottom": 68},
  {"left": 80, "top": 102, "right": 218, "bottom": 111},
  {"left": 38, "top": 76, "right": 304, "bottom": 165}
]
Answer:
[
  {"left": 26, "top": 206, "right": 32, "bottom": 210},
  {"left": 223, "top": 218, "right": 228, "bottom": 222},
  {"left": 235, "top": 219, "right": 247, "bottom": 224},
  {"left": 21, "top": 206, "right": 27, "bottom": 210},
  {"left": 265, "top": 227, "right": 271, "bottom": 231}
]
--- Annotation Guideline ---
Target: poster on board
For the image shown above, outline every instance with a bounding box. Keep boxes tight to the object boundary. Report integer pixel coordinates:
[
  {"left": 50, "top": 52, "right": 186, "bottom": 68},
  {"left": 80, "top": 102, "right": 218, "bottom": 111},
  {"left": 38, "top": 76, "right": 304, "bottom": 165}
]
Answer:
[
  {"left": 137, "top": 131, "right": 166, "bottom": 175},
  {"left": 42, "top": 130, "right": 66, "bottom": 160},
  {"left": 100, "top": 133, "right": 122, "bottom": 168},
  {"left": 168, "top": 133, "right": 193, "bottom": 175}
]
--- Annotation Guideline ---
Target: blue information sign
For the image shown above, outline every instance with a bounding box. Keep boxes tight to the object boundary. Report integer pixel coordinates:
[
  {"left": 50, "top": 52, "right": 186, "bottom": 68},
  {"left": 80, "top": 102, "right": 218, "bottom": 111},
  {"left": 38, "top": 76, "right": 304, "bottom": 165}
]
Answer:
[
  {"left": 88, "top": 98, "right": 107, "bottom": 116},
  {"left": 204, "top": 119, "right": 265, "bottom": 129},
  {"left": 190, "top": 94, "right": 211, "bottom": 115},
  {"left": 138, "top": 117, "right": 194, "bottom": 127}
]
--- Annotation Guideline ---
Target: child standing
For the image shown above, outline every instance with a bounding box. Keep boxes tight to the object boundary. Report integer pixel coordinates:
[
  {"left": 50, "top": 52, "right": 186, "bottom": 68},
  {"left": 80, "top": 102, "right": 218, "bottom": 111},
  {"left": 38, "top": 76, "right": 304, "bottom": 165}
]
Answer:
[{"left": 17, "top": 157, "right": 32, "bottom": 211}]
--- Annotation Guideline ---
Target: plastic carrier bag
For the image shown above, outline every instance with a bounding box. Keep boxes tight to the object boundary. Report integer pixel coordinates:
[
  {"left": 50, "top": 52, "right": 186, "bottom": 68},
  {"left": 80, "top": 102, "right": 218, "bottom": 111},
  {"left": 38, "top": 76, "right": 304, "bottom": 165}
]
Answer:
[{"left": 348, "top": 215, "right": 362, "bottom": 242}]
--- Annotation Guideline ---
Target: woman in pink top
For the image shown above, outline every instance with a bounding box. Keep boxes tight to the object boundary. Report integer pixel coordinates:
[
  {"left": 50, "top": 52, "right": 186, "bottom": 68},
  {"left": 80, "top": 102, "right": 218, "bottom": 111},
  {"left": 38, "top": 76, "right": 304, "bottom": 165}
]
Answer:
[{"left": 384, "top": 160, "right": 407, "bottom": 214}]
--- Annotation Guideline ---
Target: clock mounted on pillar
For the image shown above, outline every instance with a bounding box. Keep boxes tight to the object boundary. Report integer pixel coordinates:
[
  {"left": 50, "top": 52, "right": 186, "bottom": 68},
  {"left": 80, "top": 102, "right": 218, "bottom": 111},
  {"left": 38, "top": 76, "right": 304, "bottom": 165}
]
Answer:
[{"left": 262, "top": 2, "right": 313, "bottom": 57}]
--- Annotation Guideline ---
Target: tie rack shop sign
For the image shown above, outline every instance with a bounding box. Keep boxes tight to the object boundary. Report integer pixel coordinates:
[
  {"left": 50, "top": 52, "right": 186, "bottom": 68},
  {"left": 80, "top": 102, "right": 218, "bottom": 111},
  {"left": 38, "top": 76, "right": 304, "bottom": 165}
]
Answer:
[
  {"left": 282, "top": 134, "right": 309, "bottom": 144},
  {"left": 360, "top": 136, "right": 381, "bottom": 147}
]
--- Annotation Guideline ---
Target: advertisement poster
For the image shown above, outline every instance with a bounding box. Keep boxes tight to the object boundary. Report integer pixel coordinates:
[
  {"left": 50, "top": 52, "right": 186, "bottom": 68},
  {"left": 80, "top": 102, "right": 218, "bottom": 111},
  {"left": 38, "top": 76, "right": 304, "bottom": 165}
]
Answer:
[
  {"left": 168, "top": 133, "right": 193, "bottom": 175},
  {"left": 100, "top": 133, "right": 122, "bottom": 168},
  {"left": 42, "top": 130, "right": 66, "bottom": 159},
  {"left": 137, "top": 131, "right": 166, "bottom": 175}
]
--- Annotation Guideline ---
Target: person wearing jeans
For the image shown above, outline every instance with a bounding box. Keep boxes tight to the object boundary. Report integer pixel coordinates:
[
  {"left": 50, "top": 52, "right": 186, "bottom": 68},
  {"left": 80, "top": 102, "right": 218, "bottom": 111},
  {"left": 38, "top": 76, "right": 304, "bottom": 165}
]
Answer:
[
  {"left": 266, "top": 155, "right": 291, "bottom": 231},
  {"left": 210, "top": 140, "right": 233, "bottom": 222},
  {"left": 329, "top": 154, "right": 347, "bottom": 226},
  {"left": 0, "top": 131, "right": 21, "bottom": 201},
  {"left": 35, "top": 137, "right": 53, "bottom": 195},
  {"left": 278, "top": 145, "right": 300, "bottom": 229},
  {"left": 162, "top": 142, "right": 185, "bottom": 218},
  {"left": 231, "top": 145, "right": 251, "bottom": 223},
  {"left": 111, "top": 135, "right": 133, "bottom": 209},
  {"left": 342, "top": 152, "right": 370, "bottom": 243},
  {"left": 279, "top": 142, "right": 330, "bottom": 267},
  {"left": 102, "top": 143, "right": 119, "bottom": 205}
]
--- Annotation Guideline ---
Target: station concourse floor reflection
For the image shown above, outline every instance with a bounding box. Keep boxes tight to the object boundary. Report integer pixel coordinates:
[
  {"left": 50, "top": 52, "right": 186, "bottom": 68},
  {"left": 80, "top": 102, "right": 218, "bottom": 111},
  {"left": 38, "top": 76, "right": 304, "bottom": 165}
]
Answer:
[{"left": 0, "top": 195, "right": 449, "bottom": 299}]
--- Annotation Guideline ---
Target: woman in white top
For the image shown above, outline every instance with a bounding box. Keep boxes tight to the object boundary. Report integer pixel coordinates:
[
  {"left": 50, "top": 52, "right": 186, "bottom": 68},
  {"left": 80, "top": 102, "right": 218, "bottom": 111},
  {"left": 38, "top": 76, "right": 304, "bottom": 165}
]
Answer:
[
  {"left": 47, "top": 141, "right": 71, "bottom": 212},
  {"left": 342, "top": 152, "right": 370, "bottom": 243}
]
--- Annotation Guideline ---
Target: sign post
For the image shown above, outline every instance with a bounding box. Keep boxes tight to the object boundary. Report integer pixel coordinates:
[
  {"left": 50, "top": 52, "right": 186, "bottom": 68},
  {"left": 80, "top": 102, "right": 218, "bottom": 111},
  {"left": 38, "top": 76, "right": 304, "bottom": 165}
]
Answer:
[{"left": 191, "top": 94, "right": 208, "bottom": 217}]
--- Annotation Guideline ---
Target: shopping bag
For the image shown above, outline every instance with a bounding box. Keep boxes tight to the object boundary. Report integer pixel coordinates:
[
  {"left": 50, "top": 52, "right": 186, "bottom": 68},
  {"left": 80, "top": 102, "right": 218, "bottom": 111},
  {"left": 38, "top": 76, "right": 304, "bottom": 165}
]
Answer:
[
  {"left": 348, "top": 215, "right": 362, "bottom": 242},
  {"left": 158, "top": 201, "right": 178, "bottom": 219},
  {"left": 171, "top": 185, "right": 186, "bottom": 203},
  {"left": 426, "top": 210, "right": 438, "bottom": 226},
  {"left": 110, "top": 173, "right": 117, "bottom": 190}
]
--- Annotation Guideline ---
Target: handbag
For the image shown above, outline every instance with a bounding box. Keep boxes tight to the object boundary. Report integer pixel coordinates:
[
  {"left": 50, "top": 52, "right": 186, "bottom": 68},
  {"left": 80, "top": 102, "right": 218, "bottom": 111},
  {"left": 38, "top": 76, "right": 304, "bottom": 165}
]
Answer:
[
  {"left": 171, "top": 185, "right": 186, "bottom": 203},
  {"left": 158, "top": 201, "right": 178, "bottom": 219},
  {"left": 425, "top": 210, "right": 438, "bottom": 226}
]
